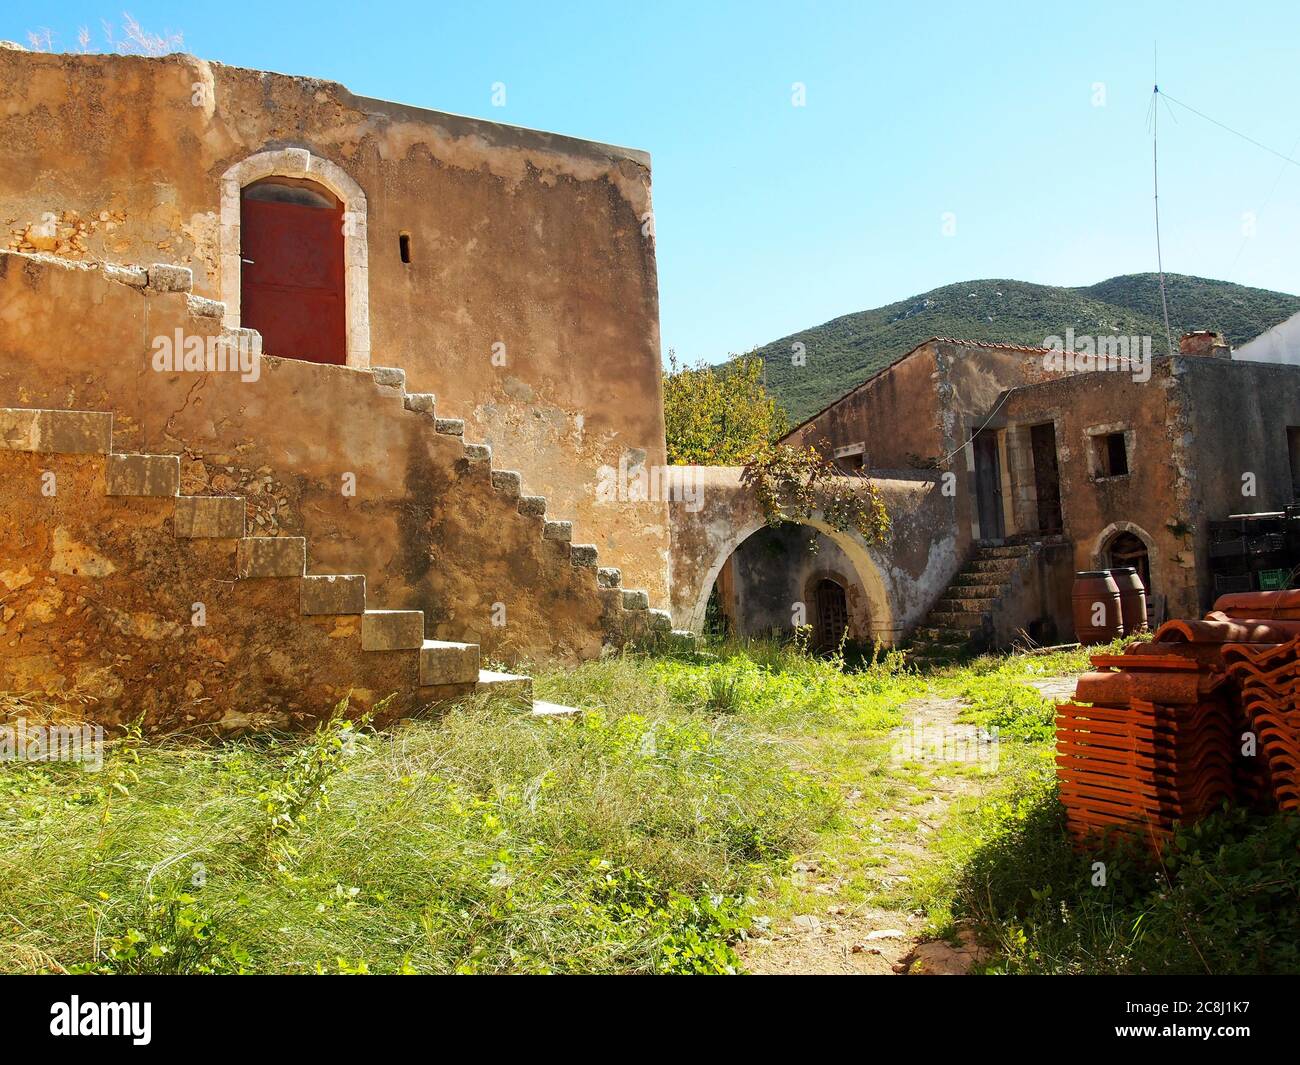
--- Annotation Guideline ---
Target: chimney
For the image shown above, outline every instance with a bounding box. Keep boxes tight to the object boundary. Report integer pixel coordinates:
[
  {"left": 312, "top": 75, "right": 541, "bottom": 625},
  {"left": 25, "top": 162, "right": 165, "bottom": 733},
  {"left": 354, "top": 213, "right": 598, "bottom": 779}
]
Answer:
[{"left": 1178, "top": 330, "right": 1230, "bottom": 358}]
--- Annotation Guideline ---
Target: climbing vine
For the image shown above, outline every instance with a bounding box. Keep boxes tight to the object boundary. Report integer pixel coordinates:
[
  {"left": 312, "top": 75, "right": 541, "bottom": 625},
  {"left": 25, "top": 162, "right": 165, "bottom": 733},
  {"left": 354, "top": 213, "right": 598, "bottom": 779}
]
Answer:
[{"left": 740, "top": 442, "right": 891, "bottom": 544}]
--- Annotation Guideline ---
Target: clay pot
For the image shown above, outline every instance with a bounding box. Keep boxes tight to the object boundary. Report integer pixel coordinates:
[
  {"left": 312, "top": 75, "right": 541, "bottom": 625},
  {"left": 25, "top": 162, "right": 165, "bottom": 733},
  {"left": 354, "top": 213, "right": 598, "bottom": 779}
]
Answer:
[
  {"left": 1072, "top": 570, "right": 1124, "bottom": 644},
  {"left": 1109, "top": 567, "right": 1148, "bottom": 636}
]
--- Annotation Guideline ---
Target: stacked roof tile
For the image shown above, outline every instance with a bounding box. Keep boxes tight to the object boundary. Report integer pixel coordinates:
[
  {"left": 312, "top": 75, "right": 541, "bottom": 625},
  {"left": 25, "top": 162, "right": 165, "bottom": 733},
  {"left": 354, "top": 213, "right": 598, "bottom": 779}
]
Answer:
[{"left": 1057, "top": 590, "right": 1300, "bottom": 850}]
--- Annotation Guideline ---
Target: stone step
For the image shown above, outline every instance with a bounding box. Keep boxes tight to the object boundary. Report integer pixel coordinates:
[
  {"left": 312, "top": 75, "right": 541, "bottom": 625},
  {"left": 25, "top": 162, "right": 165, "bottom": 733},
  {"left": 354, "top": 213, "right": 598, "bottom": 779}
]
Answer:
[
  {"left": 597, "top": 566, "right": 621, "bottom": 589},
  {"left": 0, "top": 408, "right": 113, "bottom": 454},
  {"left": 908, "top": 635, "right": 969, "bottom": 649},
  {"left": 531, "top": 700, "right": 582, "bottom": 718},
  {"left": 301, "top": 573, "right": 367, "bottom": 615},
  {"left": 419, "top": 639, "right": 480, "bottom": 686},
  {"left": 934, "top": 597, "right": 997, "bottom": 613},
  {"left": 928, "top": 612, "right": 985, "bottom": 630},
  {"left": 173, "top": 495, "right": 246, "bottom": 539},
  {"left": 910, "top": 627, "right": 951, "bottom": 641},
  {"left": 477, "top": 669, "right": 533, "bottom": 701},
  {"left": 435, "top": 417, "right": 464, "bottom": 437},
  {"left": 667, "top": 629, "right": 697, "bottom": 652},
  {"left": 622, "top": 589, "right": 649, "bottom": 611},
  {"left": 370, "top": 366, "right": 406, "bottom": 393},
  {"left": 237, "top": 536, "right": 306, "bottom": 578},
  {"left": 106, "top": 453, "right": 180, "bottom": 497},
  {"left": 543, "top": 520, "right": 572, "bottom": 542},
  {"left": 910, "top": 632, "right": 972, "bottom": 649},
  {"left": 491, "top": 470, "right": 522, "bottom": 498},
  {"left": 967, "top": 559, "right": 1017, "bottom": 575},
  {"left": 949, "top": 580, "right": 1004, "bottom": 597},
  {"left": 647, "top": 608, "right": 672, "bottom": 632},
  {"left": 518, "top": 495, "right": 547, "bottom": 518},
  {"left": 361, "top": 609, "right": 425, "bottom": 651},
  {"left": 974, "top": 545, "right": 1030, "bottom": 560},
  {"left": 403, "top": 392, "right": 436, "bottom": 415},
  {"left": 570, "top": 544, "right": 598, "bottom": 568},
  {"left": 463, "top": 442, "right": 491, "bottom": 462}
]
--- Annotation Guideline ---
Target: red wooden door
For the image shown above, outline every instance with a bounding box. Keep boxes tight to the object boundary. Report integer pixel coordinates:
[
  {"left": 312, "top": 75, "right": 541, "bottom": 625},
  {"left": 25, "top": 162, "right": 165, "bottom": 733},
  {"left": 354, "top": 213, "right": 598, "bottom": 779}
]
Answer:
[{"left": 240, "top": 191, "right": 346, "bottom": 365}]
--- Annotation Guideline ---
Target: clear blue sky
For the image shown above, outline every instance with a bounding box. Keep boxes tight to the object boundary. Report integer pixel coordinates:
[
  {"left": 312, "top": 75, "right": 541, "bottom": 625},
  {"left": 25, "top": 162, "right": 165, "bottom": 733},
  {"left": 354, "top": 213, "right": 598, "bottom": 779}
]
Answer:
[{"left": 6, "top": 1, "right": 1300, "bottom": 362}]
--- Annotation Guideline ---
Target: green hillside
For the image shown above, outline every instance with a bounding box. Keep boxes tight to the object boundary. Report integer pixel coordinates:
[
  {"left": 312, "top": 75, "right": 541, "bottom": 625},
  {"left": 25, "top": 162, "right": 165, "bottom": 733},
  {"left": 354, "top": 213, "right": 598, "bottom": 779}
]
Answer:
[{"left": 751, "top": 273, "right": 1300, "bottom": 424}]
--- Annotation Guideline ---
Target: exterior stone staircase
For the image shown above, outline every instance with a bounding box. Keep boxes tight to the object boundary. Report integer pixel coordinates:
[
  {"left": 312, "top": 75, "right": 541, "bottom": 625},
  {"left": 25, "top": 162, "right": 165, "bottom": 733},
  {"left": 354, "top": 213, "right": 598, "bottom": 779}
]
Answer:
[
  {"left": 367, "top": 363, "right": 690, "bottom": 651},
  {"left": 905, "top": 540, "right": 1035, "bottom": 664},
  {"left": 0, "top": 405, "right": 635, "bottom": 727}
]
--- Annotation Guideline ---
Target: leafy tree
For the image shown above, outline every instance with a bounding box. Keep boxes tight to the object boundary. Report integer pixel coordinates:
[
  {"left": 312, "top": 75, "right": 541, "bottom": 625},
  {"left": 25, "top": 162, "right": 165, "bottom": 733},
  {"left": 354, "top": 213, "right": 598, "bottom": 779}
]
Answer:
[{"left": 662, "top": 351, "right": 788, "bottom": 465}]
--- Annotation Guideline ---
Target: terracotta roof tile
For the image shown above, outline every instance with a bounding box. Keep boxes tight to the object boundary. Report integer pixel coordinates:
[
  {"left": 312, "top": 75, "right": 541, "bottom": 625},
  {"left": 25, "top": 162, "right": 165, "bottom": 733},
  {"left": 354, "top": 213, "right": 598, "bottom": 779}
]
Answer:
[{"left": 930, "top": 336, "right": 1063, "bottom": 355}]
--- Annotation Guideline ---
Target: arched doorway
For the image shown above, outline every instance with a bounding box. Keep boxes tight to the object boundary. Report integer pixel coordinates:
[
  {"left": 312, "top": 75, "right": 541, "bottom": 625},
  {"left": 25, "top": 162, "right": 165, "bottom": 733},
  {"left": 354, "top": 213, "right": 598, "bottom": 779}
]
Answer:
[
  {"left": 1105, "top": 530, "right": 1150, "bottom": 592},
  {"left": 239, "top": 177, "right": 346, "bottom": 365},
  {"left": 219, "top": 148, "right": 370, "bottom": 368},
  {"left": 706, "top": 523, "right": 873, "bottom": 646},
  {"left": 812, "top": 578, "right": 848, "bottom": 651}
]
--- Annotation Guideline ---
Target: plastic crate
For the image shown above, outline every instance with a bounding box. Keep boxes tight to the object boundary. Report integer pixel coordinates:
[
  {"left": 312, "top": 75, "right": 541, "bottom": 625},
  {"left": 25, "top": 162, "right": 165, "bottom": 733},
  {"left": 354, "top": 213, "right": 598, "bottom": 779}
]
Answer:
[
  {"left": 1209, "top": 538, "right": 1246, "bottom": 559},
  {"left": 1214, "top": 572, "right": 1254, "bottom": 595},
  {"left": 1247, "top": 532, "right": 1286, "bottom": 555},
  {"left": 1257, "top": 568, "right": 1290, "bottom": 591},
  {"left": 1209, "top": 519, "right": 1247, "bottom": 543}
]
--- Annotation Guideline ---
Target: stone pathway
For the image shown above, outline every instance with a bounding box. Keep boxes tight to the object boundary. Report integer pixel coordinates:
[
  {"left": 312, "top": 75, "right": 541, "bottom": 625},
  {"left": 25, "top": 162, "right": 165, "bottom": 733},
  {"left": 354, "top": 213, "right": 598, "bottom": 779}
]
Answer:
[{"left": 739, "top": 675, "right": 1075, "bottom": 975}]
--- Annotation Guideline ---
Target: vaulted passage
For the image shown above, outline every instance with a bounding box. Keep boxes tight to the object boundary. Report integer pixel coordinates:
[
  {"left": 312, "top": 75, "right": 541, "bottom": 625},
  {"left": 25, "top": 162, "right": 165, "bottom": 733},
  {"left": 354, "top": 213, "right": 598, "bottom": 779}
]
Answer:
[
  {"left": 240, "top": 178, "right": 347, "bottom": 365},
  {"left": 706, "top": 522, "right": 872, "bottom": 649}
]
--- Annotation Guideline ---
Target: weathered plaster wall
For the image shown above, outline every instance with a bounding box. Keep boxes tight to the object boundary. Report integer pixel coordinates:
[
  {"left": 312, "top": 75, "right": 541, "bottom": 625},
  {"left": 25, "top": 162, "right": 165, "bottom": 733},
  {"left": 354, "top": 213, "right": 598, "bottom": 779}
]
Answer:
[
  {"left": 997, "top": 363, "right": 1198, "bottom": 620},
  {"left": 989, "top": 541, "right": 1076, "bottom": 646},
  {"left": 783, "top": 344, "right": 945, "bottom": 468},
  {"left": 0, "top": 48, "right": 669, "bottom": 599},
  {"left": 0, "top": 252, "right": 635, "bottom": 666},
  {"left": 668, "top": 466, "right": 968, "bottom": 643},
  {"left": 0, "top": 449, "right": 472, "bottom": 732},
  {"left": 782, "top": 340, "right": 1072, "bottom": 470},
  {"left": 1177, "top": 357, "right": 1300, "bottom": 610}
]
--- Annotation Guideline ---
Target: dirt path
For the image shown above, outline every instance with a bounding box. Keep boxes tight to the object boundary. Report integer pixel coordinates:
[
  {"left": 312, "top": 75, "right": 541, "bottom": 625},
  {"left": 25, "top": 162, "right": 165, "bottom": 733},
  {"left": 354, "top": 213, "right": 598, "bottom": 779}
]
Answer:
[{"left": 739, "top": 675, "right": 1076, "bottom": 975}]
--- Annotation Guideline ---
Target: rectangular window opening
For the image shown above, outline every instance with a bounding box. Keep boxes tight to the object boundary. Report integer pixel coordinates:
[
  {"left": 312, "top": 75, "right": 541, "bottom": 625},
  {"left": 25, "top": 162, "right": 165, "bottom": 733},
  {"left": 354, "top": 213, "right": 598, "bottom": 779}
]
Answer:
[
  {"left": 1092, "top": 431, "right": 1129, "bottom": 477},
  {"left": 399, "top": 232, "right": 412, "bottom": 264}
]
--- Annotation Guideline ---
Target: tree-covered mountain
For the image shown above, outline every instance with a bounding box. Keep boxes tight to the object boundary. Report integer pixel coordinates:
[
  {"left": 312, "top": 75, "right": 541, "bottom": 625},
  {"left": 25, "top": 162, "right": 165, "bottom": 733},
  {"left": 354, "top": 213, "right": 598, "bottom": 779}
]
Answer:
[{"left": 750, "top": 273, "right": 1300, "bottom": 424}]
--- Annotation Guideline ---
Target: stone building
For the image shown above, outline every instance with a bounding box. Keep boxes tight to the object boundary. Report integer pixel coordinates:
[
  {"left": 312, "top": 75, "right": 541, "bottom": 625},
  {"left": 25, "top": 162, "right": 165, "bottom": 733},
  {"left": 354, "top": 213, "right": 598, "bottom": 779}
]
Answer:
[
  {"left": 0, "top": 46, "right": 677, "bottom": 728},
  {"left": 675, "top": 334, "right": 1300, "bottom": 656},
  {"left": 6, "top": 46, "right": 1299, "bottom": 730}
]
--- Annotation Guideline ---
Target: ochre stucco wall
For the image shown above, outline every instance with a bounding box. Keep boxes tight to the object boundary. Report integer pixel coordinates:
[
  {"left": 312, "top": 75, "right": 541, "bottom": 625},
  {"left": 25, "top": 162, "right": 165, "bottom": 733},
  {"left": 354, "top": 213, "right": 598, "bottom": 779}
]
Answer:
[
  {"left": 0, "top": 48, "right": 670, "bottom": 600},
  {"left": 0, "top": 252, "right": 648, "bottom": 668},
  {"left": 782, "top": 341, "right": 1073, "bottom": 473},
  {"left": 998, "top": 363, "right": 1198, "bottom": 621}
]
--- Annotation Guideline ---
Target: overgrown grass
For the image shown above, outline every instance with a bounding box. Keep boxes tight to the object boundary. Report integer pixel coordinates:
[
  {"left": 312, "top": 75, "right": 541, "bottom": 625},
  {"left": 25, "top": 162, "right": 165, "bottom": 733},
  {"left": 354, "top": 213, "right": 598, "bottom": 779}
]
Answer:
[
  {"left": 7, "top": 637, "right": 1293, "bottom": 975},
  {"left": 1, "top": 647, "right": 895, "bottom": 975},
  {"left": 910, "top": 641, "right": 1300, "bottom": 974},
  {"left": 917, "top": 761, "right": 1300, "bottom": 974}
]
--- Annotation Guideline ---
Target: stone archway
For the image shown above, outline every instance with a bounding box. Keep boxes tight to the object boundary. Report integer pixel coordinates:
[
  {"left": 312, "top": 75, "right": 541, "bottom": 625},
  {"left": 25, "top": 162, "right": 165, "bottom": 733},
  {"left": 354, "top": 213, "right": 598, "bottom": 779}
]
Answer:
[
  {"left": 219, "top": 148, "right": 370, "bottom": 368},
  {"left": 1092, "top": 520, "right": 1161, "bottom": 605},
  {"left": 685, "top": 514, "right": 897, "bottom": 645}
]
